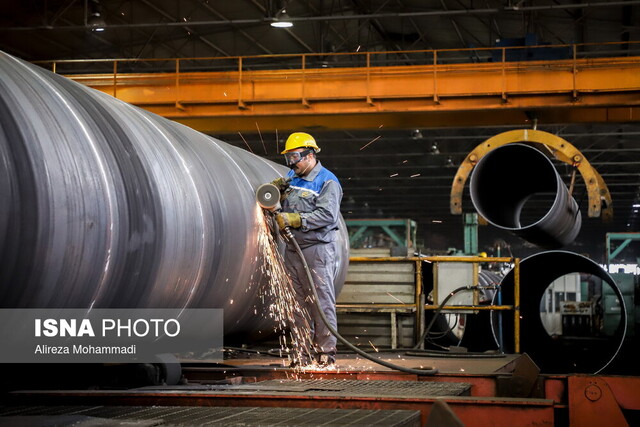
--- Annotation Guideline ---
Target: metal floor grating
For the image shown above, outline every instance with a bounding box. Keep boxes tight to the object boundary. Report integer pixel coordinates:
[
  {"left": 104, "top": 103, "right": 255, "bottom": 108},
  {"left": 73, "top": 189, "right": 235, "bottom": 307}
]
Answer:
[
  {"left": 195, "top": 379, "right": 471, "bottom": 398},
  {"left": 0, "top": 405, "right": 421, "bottom": 426}
]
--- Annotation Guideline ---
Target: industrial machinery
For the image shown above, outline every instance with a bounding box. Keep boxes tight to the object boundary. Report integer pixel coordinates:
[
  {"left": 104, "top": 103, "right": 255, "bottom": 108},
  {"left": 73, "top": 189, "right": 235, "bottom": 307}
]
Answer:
[{"left": 444, "top": 129, "right": 630, "bottom": 374}]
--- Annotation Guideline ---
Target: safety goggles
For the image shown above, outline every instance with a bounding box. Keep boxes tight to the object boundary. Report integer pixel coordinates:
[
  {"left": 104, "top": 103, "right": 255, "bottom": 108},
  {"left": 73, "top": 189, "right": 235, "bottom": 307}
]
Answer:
[{"left": 284, "top": 149, "right": 312, "bottom": 167}]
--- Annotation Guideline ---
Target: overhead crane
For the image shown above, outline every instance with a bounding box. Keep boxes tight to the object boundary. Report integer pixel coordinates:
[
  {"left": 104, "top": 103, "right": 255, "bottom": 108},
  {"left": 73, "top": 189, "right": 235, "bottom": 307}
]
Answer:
[{"left": 41, "top": 41, "right": 640, "bottom": 133}]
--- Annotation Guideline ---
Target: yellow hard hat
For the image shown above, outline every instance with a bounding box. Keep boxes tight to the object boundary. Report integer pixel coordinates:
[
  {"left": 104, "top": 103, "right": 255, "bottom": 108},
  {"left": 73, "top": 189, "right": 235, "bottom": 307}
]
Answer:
[{"left": 281, "top": 132, "right": 321, "bottom": 154}]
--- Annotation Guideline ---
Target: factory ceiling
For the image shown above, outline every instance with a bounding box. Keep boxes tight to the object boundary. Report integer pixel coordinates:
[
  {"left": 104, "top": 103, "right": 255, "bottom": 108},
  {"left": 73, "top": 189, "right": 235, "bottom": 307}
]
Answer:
[{"left": 1, "top": 0, "right": 639, "bottom": 261}]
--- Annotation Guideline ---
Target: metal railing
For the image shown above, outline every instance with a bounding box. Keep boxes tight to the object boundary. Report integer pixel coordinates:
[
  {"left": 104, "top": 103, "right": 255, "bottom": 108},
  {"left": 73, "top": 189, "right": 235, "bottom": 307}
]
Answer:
[
  {"left": 33, "top": 41, "right": 640, "bottom": 106},
  {"left": 342, "top": 255, "right": 521, "bottom": 352},
  {"left": 35, "top": 40, "right": 640, "bottom": 74}
]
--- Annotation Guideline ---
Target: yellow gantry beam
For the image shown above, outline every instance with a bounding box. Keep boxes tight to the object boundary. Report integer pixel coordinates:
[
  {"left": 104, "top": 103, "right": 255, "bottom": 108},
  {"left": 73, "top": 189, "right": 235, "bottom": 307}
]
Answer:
[{"left": 55, "top": 47, "right": 640, "bottom": 132}]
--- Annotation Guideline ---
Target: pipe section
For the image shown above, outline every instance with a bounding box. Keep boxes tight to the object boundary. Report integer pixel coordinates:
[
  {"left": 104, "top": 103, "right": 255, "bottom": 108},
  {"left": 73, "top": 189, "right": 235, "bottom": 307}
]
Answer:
[
  {"left": 500, "top": 251, "right": 626, "bottom": 374},
  {"left": 470, "top": 143, "right": 581, "bottom": 248},
  {"left": 0, "top": 51, "right": 348, "bottom": 337}
]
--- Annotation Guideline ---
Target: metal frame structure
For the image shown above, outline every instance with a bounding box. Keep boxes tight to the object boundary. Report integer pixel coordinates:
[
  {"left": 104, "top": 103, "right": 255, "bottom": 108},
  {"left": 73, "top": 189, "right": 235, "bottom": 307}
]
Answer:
[
  {"left": 606, "top": 232, "right": 640, "bottom": 265},
  {"left": 346, "top": 218, "right": 417, "bottom": 249},
  {"left": 341, "top": 255, "right": 521, "bottom": 352},
  {"left": 463, "top": 212, "right": 479, "bottom": 255}
]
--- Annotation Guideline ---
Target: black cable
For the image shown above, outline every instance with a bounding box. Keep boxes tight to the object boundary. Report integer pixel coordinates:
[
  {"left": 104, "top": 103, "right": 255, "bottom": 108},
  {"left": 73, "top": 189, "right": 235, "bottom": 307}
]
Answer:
[
  {"left": 283, "top": 228, "right": 438, "bottom": 376},
  {"left": 413, "top": 285, "right": 473, "bottom": 350},
  {"left": 422, "top": 312, "right": 461, "bottom": 339}
]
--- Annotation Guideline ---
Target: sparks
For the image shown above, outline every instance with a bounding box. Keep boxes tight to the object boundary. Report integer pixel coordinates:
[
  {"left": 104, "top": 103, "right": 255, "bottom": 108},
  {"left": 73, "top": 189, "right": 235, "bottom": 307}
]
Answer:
[
  {"left": 238, "top": 132, "right": 254, "bottom": 153},
  {"left": 359, "top": 135, "right": 381, "bottom": 151},
  {"left": 255, "top": 122, "right": 267, "bottom": 154},
  {"left": 254, "top": 209, "right": 316, "bottom": 372},
  {"left": 386, "top": 292, "right": 404, "bottom": 304}
]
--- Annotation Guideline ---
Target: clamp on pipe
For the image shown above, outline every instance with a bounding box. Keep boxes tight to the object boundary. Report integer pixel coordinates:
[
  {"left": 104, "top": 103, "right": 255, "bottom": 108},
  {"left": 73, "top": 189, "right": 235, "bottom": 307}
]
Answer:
[{"left": 450, "top": 129, "right": 612, "bottom": 221}]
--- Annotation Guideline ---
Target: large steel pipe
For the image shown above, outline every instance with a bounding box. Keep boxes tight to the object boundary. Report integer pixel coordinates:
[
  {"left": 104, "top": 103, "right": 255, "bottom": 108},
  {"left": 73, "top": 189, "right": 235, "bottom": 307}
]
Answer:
[
  {"left": 0, "top": 51, "right": 348, "bottom": 338},
  {"left": 500, "top": 251, "right": 626, "bottom": 374},
  {"left": 470, "top": 143, "right": 581, "bottom": 248}
]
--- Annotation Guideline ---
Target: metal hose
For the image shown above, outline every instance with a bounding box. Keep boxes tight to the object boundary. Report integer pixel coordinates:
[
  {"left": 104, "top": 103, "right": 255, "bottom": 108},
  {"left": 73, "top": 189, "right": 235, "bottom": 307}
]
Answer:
[
  {"left": 413, "top": 286, "right": 473, "bottom": 350},
  {"left": 283, "top": 228, "right": 438, "bottom": 376}
]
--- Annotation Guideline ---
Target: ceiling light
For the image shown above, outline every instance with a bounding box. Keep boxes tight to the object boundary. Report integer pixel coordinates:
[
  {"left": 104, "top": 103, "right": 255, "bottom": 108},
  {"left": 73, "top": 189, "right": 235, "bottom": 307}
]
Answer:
[
  {"left": 271, "top": 9, "right": 293, "bottom": 28},
  {"left": 445, "top": 156, "right": 455, "bottom": 167},
  {"left": 88, "top": 13, "right": 106, "bottom": 31},
  {"left": 430, "top": 141, "right": 440, "bottom": 154},
  {"left": 87, "top": 0, "right": 106, "bottom": 32}
]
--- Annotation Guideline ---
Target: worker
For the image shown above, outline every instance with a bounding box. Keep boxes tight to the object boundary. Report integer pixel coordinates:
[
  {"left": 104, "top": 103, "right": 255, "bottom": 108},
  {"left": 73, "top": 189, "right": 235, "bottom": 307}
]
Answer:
[{"left": 271, "top": 132, "right": 343, "bottom": 367}]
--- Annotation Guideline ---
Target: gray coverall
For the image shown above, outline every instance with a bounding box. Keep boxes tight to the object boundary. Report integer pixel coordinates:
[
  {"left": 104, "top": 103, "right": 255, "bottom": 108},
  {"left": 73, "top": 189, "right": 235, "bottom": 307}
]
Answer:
[{"left": 281, "top": 161, "right": 343, "bottom": 360}]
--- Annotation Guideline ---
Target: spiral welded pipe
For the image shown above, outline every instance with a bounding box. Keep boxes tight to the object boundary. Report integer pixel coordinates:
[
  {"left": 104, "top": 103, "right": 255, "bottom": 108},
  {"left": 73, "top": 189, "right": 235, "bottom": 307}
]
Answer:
[
  {"left": 469, "top": 143, "right": 581, "bottom": 248},
  {"left": 0, "top": 51, "right": 348, "bottom": 337}
]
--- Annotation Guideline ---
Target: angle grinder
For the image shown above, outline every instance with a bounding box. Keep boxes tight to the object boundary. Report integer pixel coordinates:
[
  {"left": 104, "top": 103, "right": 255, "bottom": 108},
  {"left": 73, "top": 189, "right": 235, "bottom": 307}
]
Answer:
[
  {"left": 255, "top": 181, "right": 295, "bottom": 240},
  {"left": 255, "top": 183, "right": 282, "bottom": 213}
]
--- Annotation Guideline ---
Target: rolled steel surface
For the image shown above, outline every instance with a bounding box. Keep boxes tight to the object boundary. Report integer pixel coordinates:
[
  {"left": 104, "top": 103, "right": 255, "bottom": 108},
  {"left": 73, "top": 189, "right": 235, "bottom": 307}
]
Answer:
[
  {"left": 470, "top": 143, "right": 581, "bottom": 248},
  {"left": 500, "top": 251, "right": 626, "bottom": 374},
  {"left": 0, "top": 51, "right": 349, "bottom": 337}
]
